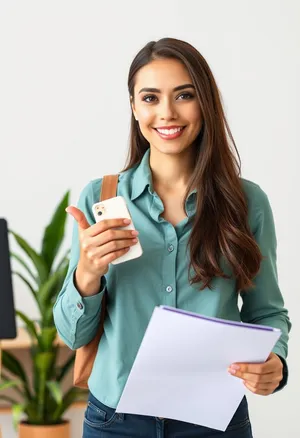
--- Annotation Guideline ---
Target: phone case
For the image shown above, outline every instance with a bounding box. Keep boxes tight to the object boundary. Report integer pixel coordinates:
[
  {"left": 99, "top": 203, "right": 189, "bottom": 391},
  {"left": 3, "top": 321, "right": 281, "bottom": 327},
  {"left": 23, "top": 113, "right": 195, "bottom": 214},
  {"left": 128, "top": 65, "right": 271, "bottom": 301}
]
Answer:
[{"left": 92, "top": 196, "right": 143, "bottom": 265}]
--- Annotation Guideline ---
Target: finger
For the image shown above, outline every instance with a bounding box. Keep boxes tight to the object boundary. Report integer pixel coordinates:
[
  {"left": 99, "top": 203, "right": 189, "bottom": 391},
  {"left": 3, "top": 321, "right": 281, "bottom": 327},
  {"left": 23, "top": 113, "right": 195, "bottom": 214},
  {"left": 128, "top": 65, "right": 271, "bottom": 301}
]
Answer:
[
  {"left": 88, "top": 218, "right": 131, "bottom": 237},
  {"left": 92, "top": 228, "right": 139, "bottom": 246},
  {"left": 233, "top": 353, "right": 279, "bottom": 374},
  {"left": 229, "top": 360, "right": 273, "bottom": 375},
  {"left": 228, "top": 369, "right": 279, "bottom": 384},
  {"left": 243, "top": 381, "right": 277, "bottom": 396},
  {"left": 66, "top": 206, "right": 90, "bottom": 230},
  {"left": 87, "top": 238, "right": 138, "bottom": 260},
  {"left": 243, "top": 379, "right": 280, "bottom": 390},
  {"left": 94, "top": 246, "right": 131, "bottom": 266}
]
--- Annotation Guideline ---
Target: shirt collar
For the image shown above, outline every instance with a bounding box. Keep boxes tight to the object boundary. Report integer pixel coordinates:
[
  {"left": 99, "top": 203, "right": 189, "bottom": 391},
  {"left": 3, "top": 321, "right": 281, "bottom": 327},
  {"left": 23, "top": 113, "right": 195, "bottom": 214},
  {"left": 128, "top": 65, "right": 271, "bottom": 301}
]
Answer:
[
  {"left": 130, "top": 148, "right": 198, "bottom": 201},
  {"left": 130, "top": 148, "right": 154, "bottom": 200}
]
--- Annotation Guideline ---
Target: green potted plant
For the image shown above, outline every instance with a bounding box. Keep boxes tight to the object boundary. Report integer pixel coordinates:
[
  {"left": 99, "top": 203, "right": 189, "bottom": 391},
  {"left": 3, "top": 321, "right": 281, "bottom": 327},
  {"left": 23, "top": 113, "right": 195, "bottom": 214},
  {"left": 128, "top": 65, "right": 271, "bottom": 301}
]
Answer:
[{"left": 0, "top": 191, "right": 87, "bottom": 438}]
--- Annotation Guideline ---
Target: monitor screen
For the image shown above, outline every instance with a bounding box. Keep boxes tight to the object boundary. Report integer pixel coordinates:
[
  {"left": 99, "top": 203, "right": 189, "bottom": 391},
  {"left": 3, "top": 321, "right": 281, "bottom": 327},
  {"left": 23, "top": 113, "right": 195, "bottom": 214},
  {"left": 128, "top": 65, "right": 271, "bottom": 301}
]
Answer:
[{"left": 0, "top": 218, "right": 17, "bottom": 339}]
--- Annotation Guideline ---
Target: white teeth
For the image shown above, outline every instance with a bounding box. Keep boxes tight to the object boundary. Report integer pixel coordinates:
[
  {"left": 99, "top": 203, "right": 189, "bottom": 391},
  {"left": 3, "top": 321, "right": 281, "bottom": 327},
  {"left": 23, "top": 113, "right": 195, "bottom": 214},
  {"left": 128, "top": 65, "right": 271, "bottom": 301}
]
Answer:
[{"left": 156, "top": 127, "right": 183, "bottom": 135}]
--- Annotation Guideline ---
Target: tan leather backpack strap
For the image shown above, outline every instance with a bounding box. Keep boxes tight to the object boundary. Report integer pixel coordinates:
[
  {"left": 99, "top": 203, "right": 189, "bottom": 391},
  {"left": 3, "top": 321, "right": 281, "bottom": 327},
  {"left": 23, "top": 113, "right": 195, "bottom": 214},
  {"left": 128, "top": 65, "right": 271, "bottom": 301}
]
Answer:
[
  {"left": 98, "top": 174, "right": 118, "bottom": 332},
  {"left": 73, "top": 174, "right": 119, "bottom": 389},
  {"left": 100, "top": 175, "right": 119, "bottom": 201}
]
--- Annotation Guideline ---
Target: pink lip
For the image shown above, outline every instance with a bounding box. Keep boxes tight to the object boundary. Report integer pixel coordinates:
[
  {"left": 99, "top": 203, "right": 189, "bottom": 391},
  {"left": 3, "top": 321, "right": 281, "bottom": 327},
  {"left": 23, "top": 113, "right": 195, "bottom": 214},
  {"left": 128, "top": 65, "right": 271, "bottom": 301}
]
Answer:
[{"left": 154, "top": 126, "right": 186, "bottom": 140}]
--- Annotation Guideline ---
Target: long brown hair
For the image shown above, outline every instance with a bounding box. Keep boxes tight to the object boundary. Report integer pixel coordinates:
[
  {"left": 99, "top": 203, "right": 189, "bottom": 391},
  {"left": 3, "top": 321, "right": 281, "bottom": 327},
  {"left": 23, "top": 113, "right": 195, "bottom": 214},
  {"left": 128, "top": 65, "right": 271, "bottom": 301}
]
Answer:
[{"left": 123, "top": 37, "right": 262, "bottom": 291}]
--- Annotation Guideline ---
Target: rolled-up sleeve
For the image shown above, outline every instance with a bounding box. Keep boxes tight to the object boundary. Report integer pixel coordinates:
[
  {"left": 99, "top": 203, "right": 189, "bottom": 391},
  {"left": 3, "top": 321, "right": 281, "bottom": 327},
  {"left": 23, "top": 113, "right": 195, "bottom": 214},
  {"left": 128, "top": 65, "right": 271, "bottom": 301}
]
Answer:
[
  {"left": 53, "top": 179, "right": 106, "bottom": 350},
  {"left": 240, "top": 185, "right": 291, "bottom": 389}
]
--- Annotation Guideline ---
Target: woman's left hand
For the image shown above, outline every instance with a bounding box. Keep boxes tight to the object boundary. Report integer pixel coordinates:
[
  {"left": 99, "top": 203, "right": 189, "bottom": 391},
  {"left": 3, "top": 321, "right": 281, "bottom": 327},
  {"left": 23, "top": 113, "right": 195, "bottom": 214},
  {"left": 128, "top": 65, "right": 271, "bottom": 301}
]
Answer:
[{"left": 228, "top": 352, "right": 283, "bottom": 395}]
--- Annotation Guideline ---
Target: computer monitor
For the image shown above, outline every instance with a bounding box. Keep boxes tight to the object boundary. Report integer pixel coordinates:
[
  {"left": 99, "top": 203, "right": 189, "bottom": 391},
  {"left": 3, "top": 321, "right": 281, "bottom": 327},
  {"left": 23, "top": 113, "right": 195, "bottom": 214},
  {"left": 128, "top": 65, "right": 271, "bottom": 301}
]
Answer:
[{"left": 0, "top": 218, "right": 17, "bottom": 339}]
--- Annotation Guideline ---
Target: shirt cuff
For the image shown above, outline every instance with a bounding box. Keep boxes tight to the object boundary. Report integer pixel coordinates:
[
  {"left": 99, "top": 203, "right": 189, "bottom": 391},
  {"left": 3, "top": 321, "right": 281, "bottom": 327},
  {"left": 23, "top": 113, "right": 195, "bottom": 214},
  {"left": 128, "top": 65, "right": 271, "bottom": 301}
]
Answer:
[{"left": 67, "top": 268, "right": 106, "bottom": 317}]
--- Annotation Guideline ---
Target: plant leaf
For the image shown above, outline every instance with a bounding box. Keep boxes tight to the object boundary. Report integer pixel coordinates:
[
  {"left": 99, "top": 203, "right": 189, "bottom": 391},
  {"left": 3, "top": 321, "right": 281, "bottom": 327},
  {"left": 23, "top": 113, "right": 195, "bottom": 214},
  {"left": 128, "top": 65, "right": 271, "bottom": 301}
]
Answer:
[
  {"left": 1, "top": 351, "right": 29, "bottom": 387},
  {"left": 41, "top": 191, "right": 69, "bottom": 272},
  {"left": 38, "top": 264, "right": 69, "bottom": 311},
  {"left": 39, "top": 327, "right": 57, "bottom": 351},
  {"left": 12, "top": 271, "right": 37, "bottom": 305},
  {"left": 34, "top": 352, "right": 55, "bottom": 373},
  {"left": 10, "top": 252, "right": 38, "bottom": 285},
  {"left": 52, "top": 387, "right": 87, "bottom": 422},
  {"left": 54, "top": 248, "right": 70, "bottom": 272},
  {"left": 46, "top": 381, "right": 63, "bottom": 405},
  {"left": 1, "top": 353, "right": 32, "bottom": 400},
  {"left": 3, "top": 191, "right": 78, "bottom": 426},
  {"left": 24, "top": 400, "right": 41, "bottom": 424},
  {"left": 44, "top": 305, "right": 55, "bottom": 327},
  {"left": 10, "top": 231, "right": 48, "bottom": 284},
  {"left": 0, "top": 379, "right": 22, "bottom": 391},
  {"left": 16, "top": 310, "right": 41, "bottom": 348},
  {"left": 1, "top": 372, "right": 26, "bottom": 400},
  {"left": 12, "top": 403, "right": 25, "bottom": 430}
]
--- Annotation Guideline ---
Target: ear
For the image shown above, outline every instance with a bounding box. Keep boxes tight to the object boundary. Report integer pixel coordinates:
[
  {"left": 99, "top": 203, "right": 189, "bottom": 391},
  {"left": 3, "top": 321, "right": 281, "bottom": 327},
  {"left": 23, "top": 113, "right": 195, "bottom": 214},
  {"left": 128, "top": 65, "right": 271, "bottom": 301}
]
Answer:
[{"left": 130, "top": 95, "right": 138, "bottom": 121}]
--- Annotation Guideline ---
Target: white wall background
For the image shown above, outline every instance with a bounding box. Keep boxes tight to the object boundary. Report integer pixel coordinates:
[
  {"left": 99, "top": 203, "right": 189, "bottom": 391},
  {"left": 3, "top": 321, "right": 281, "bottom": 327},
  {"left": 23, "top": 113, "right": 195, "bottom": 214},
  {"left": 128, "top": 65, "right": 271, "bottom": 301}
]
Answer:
[{"left": 0, "top": 1, "right": 299, "bottom": 437}]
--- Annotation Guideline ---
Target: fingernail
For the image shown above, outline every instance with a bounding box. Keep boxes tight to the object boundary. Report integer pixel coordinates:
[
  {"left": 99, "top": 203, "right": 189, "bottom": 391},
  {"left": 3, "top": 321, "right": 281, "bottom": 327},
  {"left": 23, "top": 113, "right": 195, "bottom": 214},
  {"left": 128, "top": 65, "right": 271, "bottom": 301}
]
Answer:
[
  {"left": 123, "top": 219, "right": 131, "bottom": 224},
  {"left": 65, "top": 207, "right": 71, "bottom": 213},
  {"left": 230, "top": 365, "right": 240, "bottom": 371}
]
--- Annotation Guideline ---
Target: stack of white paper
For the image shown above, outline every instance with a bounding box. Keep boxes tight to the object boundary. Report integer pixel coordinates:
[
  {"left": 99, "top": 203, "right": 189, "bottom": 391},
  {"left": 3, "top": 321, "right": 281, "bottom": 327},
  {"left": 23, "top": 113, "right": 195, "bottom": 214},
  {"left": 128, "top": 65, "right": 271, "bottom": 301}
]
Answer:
[{"left": 116, "top": 305, "right": 281, "bottom": 431}]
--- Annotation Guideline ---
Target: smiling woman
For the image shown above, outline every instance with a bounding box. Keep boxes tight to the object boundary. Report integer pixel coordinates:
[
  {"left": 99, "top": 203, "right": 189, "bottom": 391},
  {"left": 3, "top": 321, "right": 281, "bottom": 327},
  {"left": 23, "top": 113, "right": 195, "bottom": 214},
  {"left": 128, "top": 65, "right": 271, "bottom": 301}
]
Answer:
[
  {"left": 53, "top": 37, "right": 291, "bottom": 438},
  {"left": 131, "top": 60, "right": 202, "bottom": 156},
  {"left": 126, "top": 40, "right": 263, "bottom": 292}
]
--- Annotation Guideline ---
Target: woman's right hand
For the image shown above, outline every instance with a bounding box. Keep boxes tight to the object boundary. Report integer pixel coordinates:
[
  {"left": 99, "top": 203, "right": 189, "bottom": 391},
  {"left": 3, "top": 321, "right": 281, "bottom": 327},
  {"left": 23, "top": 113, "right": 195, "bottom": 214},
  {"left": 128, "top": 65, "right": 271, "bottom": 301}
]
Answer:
[{"left": 66, "top": 206, "right": 139, "bottom": 295}]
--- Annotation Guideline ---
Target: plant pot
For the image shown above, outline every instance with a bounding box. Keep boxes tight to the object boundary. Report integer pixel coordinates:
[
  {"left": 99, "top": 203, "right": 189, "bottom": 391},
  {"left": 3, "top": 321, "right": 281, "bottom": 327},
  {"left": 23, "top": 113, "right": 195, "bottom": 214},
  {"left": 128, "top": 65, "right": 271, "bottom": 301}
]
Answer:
[{"left": 19, "top": 420, "right": 70, "bottom": 438}]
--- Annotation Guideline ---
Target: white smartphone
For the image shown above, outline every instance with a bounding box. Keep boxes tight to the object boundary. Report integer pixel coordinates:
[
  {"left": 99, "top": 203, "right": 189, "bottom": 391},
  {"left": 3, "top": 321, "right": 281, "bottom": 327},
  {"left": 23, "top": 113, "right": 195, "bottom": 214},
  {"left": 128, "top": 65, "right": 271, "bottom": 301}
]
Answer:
[{"left": 92, "top": 196, "right": 143, "bottom": 265}]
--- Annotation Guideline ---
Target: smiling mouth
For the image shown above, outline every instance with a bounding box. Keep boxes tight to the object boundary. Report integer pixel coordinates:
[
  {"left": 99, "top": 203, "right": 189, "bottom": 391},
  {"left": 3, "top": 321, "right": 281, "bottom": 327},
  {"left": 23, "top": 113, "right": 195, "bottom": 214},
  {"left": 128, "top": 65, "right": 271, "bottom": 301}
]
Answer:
[
  {"left": 154, "top": 126, "right": 186, "bottom": 135},
  {"left": 153, "top": 126, "right": 187, "bottom": 141}
]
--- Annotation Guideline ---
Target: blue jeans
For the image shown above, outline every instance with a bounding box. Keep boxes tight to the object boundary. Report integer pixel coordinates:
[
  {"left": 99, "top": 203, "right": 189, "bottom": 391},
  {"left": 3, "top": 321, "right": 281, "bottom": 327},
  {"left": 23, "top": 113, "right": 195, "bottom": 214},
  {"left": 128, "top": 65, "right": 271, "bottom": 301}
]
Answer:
[{"left": 83, "top": 392, "right": 253, "bottom": 437}]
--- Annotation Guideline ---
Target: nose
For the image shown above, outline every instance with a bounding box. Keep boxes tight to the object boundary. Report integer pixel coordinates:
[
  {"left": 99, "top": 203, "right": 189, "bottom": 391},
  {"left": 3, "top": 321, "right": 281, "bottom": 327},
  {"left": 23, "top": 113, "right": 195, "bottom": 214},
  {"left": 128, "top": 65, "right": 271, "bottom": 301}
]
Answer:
[{"left": 159, "top": 98, "right": 178, "bottom": 121}]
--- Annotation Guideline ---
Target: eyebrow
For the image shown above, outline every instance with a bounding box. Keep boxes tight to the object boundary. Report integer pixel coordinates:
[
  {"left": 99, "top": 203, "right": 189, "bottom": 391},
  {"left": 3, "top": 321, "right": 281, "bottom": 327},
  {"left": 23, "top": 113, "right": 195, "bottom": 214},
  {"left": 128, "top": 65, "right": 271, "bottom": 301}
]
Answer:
[{"left": 138, "top": 83, "right": 195, "bottom": 94}]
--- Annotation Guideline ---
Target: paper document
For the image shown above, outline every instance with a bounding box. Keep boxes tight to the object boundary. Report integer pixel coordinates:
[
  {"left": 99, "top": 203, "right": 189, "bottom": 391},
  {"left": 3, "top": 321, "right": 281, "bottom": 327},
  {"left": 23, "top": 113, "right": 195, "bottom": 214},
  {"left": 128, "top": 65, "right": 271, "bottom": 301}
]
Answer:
[{"left": 116, "top": 305, "right": 281, "bottom": 431}]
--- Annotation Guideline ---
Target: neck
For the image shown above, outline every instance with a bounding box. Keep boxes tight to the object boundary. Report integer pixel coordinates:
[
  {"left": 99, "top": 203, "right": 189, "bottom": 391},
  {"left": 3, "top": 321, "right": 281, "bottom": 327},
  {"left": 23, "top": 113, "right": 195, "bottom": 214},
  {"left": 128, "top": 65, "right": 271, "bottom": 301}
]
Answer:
[{"left": 149, "top": 146, "right": 196, "bottom": 193}]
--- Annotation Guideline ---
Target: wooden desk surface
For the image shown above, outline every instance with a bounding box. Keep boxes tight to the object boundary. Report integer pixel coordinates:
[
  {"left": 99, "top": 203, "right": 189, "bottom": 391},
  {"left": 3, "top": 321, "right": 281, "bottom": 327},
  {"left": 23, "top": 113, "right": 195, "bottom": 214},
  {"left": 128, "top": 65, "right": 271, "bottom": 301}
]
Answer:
[{"left": 0, "top": 327, "right": 66, "bottom": 350}]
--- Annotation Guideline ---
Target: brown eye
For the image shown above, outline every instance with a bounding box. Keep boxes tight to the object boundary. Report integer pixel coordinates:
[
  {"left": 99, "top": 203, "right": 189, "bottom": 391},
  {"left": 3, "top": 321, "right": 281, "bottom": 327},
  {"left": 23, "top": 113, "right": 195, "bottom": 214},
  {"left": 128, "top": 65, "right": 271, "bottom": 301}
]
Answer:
[
  {"left": 142, "top": 95, "right": 157, "bottom": 103},
  {"left": 177, "top": 92, "right": 194, "bottom": 100}
]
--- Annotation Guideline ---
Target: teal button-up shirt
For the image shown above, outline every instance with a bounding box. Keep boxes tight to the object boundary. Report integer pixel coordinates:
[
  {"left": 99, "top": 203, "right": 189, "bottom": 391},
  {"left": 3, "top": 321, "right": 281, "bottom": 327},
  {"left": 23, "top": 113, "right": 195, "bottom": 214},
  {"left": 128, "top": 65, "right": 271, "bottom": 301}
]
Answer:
[{"left": 53, "top": 149, "right": 291, "bottom": 408}]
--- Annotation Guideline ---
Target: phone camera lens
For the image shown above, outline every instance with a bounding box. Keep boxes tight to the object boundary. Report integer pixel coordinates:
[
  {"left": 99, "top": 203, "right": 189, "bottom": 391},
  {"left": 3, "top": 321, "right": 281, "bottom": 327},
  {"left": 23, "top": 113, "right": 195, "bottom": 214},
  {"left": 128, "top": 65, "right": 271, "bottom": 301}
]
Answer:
[{"left": 97, "top": 211, "right": 103, "bottom": 216}]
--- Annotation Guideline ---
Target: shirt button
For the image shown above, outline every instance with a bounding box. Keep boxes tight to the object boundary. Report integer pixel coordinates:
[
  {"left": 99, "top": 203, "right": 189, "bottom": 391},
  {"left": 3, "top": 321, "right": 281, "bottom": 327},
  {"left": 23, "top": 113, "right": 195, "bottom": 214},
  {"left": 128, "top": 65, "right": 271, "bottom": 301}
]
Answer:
[
  {"left": 77, "top": 302, "right": 83, "bottom": 309},
  {"left": 166, "top": 286, "right": 173, "bottom": 293},
  {"left": 168, "top": 244, "right": 174, "bottom": 252}
]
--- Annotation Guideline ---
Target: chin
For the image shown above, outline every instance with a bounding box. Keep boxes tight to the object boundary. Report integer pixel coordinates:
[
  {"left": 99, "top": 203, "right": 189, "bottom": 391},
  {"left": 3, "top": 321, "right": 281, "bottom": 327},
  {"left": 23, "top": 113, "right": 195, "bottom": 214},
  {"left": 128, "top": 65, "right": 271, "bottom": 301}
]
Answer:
[{"left": 153, "top": 143, "right": 190, "bottom": 155}]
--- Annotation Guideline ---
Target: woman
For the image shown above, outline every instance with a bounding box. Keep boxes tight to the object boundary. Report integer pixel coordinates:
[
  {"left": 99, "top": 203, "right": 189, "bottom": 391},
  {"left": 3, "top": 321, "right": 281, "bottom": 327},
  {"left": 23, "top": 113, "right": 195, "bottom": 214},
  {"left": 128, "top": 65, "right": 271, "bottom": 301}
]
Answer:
[{"left": 53, "top": 37, "right": 291, "bottom": 438}]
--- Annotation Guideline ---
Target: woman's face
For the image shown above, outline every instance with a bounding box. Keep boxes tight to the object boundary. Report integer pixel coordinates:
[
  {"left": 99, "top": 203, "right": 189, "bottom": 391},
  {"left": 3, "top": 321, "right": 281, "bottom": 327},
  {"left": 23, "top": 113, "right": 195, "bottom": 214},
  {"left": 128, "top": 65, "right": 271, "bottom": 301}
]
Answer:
[{"left": 131, "top": 58, "right": 202, "bottom": 156}]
